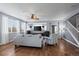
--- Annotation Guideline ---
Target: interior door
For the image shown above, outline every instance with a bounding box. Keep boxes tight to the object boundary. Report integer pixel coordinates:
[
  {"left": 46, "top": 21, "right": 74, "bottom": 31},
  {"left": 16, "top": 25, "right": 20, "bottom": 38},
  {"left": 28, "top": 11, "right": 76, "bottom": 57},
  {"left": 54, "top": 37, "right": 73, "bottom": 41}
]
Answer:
[{"left": 52, "top": 25, "right": 55, "bottom": 34}]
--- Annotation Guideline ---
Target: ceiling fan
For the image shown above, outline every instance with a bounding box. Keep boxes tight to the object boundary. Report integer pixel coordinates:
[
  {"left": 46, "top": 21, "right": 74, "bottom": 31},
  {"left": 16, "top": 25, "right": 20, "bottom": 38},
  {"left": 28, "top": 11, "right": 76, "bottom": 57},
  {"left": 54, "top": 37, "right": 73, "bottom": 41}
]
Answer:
[{"left": 31, "top": 14, "right": 39, "bottom": 20}]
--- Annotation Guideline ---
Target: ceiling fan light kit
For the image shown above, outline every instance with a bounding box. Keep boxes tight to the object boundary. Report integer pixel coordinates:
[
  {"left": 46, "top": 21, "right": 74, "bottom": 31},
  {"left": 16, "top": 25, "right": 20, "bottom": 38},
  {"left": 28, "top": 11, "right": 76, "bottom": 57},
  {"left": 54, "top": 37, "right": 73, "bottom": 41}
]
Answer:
[{"left": 31, "top": 14, "right": 39, "bottom": 20}]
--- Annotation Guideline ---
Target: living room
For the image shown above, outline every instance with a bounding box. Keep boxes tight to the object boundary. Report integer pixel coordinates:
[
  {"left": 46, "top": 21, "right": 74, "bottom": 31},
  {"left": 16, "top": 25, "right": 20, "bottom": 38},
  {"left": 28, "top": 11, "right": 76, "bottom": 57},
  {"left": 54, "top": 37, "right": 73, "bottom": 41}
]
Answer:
[{"left": 0, "top": 3, "right": 79, "bottom": 56}]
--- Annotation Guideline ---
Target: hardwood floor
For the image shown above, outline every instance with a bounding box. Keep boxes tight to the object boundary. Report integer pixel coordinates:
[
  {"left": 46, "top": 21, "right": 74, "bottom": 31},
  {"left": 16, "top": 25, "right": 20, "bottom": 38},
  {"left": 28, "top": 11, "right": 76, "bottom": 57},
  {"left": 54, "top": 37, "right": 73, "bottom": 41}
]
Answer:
[{"left": 0, "top": 39, "right": 79, "bottom": 56}]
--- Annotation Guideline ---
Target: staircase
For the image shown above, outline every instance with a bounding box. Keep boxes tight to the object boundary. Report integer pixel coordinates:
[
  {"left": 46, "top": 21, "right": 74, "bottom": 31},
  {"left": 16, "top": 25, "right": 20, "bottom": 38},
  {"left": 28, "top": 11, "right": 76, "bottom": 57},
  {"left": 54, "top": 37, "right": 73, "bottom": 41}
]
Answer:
[{"left": 64, "top": 20, "right": 79, "bottom": 47}]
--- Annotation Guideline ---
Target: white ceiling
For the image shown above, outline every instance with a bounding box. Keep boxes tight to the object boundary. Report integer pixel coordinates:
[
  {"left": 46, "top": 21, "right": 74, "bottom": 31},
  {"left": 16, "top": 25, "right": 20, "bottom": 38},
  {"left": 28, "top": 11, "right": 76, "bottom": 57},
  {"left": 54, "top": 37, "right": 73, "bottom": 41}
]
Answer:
[{"left": 0, "top": 3, "right": 79, "bottom": 21}]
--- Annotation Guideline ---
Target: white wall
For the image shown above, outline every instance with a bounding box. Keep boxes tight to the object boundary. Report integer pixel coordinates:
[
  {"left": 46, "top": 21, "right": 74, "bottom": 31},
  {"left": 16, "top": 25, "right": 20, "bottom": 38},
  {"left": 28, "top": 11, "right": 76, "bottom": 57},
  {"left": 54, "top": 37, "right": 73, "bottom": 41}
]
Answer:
[
  {"left": 76, "top": 14, "right": 79, "bottom": 31},
  {"left": 8, "top": 18, "right": 21, "bottom": 42},
  {"left": 26, "top": 21, "right": 59, "bottom": 34},
  {"left": 26, "top": 22, "right": 47, "bottom": 31},
  {"left": 0, "top": 13, "right": 22, "bottom": 45},
  {"left": 0, "top": 14, "right": 2, "bottom": 44},
  {"left": 1, "top": 15, "right": 9, "bottom": 44},
  {"left": 20, "top": 22, "right": 26, "bottom": 34},
  {"left": 47, "top": 21, "right": 59, "bottom": 34}
]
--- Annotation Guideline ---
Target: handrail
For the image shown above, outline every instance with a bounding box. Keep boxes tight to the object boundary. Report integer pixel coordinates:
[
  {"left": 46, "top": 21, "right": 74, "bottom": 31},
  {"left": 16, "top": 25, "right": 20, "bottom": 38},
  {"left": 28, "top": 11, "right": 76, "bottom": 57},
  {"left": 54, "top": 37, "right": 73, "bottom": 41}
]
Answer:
[
  {"left": 66, "top": 20, "right": 79, "bottom": 45},
  {"left": 66, "top": 27, "right": 79, "bottom": 45},
  {"left": 67, "top": 21, "right": 79, "bottom": 32}
]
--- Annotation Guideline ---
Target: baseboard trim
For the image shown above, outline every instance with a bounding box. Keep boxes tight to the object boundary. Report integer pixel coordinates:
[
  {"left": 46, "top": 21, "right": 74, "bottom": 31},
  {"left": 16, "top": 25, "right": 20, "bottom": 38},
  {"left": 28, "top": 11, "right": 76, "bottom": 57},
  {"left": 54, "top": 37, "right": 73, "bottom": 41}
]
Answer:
[
  {"left": 0, "top": 40, "right": 13, "bottom": 46},
  {"left": 0, "top": 41, "right": 13, "bottom": 46},
  {"left": 64, "top": 38, "right": 79, "bottom": 48}
]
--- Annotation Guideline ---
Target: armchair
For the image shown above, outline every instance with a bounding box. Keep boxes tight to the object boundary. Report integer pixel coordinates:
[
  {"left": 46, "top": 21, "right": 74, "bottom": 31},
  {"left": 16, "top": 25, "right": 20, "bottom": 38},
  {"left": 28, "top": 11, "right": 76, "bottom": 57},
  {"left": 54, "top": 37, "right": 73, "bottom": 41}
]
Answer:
[{"left": 44, "top": 34, "right": 58, "bottom": 45}]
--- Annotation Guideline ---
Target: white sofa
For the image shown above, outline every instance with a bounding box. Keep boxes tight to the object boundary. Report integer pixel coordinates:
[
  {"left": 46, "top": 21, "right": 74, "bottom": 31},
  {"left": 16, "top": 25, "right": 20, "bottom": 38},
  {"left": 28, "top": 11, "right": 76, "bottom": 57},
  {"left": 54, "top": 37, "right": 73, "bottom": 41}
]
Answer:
[{"left": 14, "top": 34, "right": 43, "bottom": 47}]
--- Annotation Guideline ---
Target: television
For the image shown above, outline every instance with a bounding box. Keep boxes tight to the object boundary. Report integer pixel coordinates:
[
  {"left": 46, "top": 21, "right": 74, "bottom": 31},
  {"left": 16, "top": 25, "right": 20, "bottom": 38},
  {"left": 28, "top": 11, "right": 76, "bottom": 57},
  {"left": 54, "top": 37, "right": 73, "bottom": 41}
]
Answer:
[{"left": 34, "top": 26, "right": 41, "bottom": 31}]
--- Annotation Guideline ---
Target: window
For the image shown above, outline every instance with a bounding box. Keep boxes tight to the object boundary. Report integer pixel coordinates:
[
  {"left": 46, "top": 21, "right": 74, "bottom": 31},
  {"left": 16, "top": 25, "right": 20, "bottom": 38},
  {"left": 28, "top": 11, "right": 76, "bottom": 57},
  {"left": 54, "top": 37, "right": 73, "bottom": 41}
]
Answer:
[
  {"left": 8, "top": 18, "right": 19, "bottom": 33},
  {"left": 12, "top": 27, "right": 17, "bottom": 32},
  {"left": 8, "top": 27, "right": 11, "bottom": 32}
]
